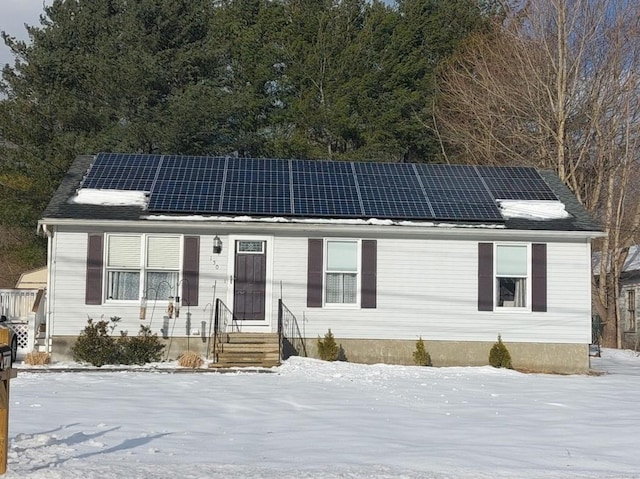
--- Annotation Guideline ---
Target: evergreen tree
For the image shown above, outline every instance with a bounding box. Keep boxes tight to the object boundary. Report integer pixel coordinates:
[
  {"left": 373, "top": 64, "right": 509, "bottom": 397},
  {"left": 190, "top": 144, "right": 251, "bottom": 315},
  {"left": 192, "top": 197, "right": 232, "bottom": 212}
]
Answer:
[
  {"left": 317, "top": 328, "right": 339, "bottom": 361},
  {"left": 412, "top": 336, "right": 432, "bottom": 366}
]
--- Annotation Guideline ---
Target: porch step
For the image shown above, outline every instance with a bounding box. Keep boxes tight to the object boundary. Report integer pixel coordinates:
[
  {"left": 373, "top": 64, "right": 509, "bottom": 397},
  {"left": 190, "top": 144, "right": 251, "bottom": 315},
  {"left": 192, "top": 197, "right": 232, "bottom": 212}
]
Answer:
[{"left": 210, "top": 332, "right": 280, "bottom": 369}]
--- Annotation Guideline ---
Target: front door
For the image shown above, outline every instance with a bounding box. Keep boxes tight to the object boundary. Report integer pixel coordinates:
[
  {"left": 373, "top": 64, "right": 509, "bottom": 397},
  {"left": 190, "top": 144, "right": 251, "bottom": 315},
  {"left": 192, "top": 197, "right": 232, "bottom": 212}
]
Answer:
[{"left": 233, "top": 240, "right": 266, "bottom": 321}]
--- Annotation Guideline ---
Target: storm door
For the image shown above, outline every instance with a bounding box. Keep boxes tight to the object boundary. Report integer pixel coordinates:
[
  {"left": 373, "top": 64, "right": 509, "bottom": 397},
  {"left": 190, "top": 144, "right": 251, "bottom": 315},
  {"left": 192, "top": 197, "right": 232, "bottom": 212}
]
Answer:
[{"left": 233, "top": 240, "right": 266, "bottom": 320}]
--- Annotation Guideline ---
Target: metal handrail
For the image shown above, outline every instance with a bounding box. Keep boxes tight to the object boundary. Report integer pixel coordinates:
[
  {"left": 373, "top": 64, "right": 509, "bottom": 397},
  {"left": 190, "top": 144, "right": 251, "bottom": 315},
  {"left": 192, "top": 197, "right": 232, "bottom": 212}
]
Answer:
[
  {"left": 212, "top": 298, "right": 238, "bottom": 363},
  {"left": 278, "top": 299, "right": 307, "bottom": 360}
]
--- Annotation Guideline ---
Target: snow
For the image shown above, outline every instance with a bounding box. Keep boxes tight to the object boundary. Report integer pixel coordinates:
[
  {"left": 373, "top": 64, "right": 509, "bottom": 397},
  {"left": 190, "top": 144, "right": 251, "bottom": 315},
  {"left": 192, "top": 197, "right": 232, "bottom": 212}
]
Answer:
[
  {"left": 70, "top": 189, "right": 148, "bottom": 208},
  {"left": 4, "top": 349, "right": 640, "bottom": 478},
  {"left": 497, "top": 200, "right": 571, "bottom": 220}
]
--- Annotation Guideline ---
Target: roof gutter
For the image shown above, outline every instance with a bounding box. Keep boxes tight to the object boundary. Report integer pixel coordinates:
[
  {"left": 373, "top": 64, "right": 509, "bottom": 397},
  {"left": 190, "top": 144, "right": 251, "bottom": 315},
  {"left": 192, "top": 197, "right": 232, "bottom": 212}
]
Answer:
[{"left": 38, "top": 216, "right": 605, "bottom": 241}]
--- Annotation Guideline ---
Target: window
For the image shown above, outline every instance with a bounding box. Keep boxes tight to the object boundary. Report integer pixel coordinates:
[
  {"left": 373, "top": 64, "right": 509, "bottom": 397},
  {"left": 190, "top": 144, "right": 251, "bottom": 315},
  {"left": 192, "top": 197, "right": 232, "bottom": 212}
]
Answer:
[
  {"left": 627, "top": 289, "right": 636, "bottom": 332},
  {"left": 495, "top": 244, "right": 528, "bottom": 308},
  {"left": 325, "top": 240, "right": 359, "bottom": 305},
  {"left": 106, "top": 234, "right": 180, "bottom": 301}
]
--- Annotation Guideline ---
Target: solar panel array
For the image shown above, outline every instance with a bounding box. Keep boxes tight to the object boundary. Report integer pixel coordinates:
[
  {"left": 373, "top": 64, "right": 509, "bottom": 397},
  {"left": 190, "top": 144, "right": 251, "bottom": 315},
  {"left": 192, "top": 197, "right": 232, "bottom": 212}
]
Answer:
[{"left": 81, "top": 152, "right": 560, "bottom": 222}]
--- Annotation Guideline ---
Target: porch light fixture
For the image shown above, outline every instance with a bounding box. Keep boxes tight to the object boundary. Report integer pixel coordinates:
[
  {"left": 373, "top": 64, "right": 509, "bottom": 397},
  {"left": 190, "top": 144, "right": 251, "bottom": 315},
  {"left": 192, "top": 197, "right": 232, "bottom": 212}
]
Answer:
[{"left": 213, "top": 235, "right": 223, "bottom": 254}]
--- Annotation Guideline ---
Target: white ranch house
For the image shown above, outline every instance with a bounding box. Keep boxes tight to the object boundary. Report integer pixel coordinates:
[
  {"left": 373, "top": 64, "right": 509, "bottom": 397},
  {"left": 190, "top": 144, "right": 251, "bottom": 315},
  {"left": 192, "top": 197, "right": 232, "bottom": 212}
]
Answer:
[{"left": 38, "top": 153, "right": 603, "bottom": 373}]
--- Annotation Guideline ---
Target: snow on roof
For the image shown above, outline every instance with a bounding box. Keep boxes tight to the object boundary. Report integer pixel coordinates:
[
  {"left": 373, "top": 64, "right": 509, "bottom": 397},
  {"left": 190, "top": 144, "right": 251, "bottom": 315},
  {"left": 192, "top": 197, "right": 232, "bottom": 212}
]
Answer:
[
  {"left": 497, "top": 200, "right": 570, "bottom": 220},
  {"left": 144, "top": 214, "right": 506, "bottom": 228},
  {"left": 70, "top": 189, "right": 149, "bottom": 208}
]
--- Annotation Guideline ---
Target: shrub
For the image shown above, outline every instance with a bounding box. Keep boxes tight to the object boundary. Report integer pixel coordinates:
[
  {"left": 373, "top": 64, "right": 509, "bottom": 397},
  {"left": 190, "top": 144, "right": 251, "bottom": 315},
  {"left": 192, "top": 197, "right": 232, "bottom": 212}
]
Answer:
[
  {"left": 412, "top": 337, "right": 432, "bottom": 366},
  {"left": 178, "top": 351, "right": 204, "bottom": 368},
  {"left": 72, "top": 318, "right": 119, "bottom": 367},
  {"left": 118, "top": 325, "right": 165, "bottom": 365},
  {"left": 73, "top": 318, "right": 164, "bottom": 367},
  {"left": 317, "top": 328, "right": 339, "bottom": 361},
  {"left": 25, "top": 351, "right": 51, "bottom": 366},
  {"left": 489, "top": 334, "right": 513, "bottom": 369}
]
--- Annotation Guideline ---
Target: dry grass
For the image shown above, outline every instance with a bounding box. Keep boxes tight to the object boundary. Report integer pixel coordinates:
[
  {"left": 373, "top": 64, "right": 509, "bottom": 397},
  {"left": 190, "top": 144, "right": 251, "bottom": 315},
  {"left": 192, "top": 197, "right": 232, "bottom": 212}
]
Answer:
[
  {"left": 178, "top": 351, "right": 204, "bottom": 369},
  {"left": 25, "top": 351, "right": 51, "bottom": 366}
]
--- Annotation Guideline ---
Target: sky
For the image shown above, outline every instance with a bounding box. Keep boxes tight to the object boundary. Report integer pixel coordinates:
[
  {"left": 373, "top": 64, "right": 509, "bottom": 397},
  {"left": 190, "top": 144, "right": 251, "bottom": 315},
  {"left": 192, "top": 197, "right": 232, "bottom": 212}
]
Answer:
[
  {"left": 0, "top": 0, "right": 51, "bottom": 69},
  {"left": 3, "top": 348, "right": 640, "bottom": 478}
]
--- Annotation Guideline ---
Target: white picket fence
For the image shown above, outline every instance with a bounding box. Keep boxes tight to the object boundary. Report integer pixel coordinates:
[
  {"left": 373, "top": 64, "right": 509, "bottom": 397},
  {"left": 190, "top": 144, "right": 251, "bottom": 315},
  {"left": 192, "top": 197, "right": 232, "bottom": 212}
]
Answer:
[{"left": 0, "top": 289, "right": 46, "bottom": 358}]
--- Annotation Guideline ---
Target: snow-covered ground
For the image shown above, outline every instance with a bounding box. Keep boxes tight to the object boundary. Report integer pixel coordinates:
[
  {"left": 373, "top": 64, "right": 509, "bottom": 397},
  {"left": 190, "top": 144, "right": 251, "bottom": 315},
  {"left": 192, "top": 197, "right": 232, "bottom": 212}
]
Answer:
[{"left": 4, "top": 349, "right": 638, "bottom": 479}]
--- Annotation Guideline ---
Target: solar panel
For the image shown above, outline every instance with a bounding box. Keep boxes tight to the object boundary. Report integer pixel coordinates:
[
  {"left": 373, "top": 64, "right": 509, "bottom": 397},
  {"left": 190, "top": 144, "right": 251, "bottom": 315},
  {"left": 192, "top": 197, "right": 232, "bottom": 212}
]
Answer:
[
  {"left": 475, "top": 165, "right": 558, "bottom": 201},
  {"left": 221, "top": 158, "right": 291, "bottom": 215},
  {"left": 147, "top": 156, "right": 226, "bottom": 213},
  {"left": 414, "top": 164, "right": 504, "bottom": 221},
  {"left": 355, "top": 162, "right": 433, "bottom": 219},
  {"left": 291, "top": 160, "right": 362, "bottom": 216},
  {"left": 80, "top": 153, "right": 562, "bottom": 223},
  {"left": 82, "top": 152, "right": 162, "bottom": 191}
]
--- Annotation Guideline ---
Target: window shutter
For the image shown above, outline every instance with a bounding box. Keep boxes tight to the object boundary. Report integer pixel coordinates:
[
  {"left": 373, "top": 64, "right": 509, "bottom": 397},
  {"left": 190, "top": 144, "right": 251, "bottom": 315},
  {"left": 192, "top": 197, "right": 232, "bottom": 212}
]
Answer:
[
  {"left": 307, "top": 239, "right": 323, "bottom": 307},
  {"left": 532, "top": 243, "right": 547, "bottom": 312},
  {"left": 86, "top": 234, "right": 104, "bottom": 305},
  {"left": 182, "top": 236, "right": 200, "bottom": 306},
  {"left": 147, "top": 236, "right": 180, "bottom": 269},
  {"left": 107, "top": 235, "right": 140, "bottom": 268},
  {"left": 361, "top": 240, "right": 377, "bottom": 309},
  {"left": 478, "top": 243, "right": 493, "bottom": 311}
]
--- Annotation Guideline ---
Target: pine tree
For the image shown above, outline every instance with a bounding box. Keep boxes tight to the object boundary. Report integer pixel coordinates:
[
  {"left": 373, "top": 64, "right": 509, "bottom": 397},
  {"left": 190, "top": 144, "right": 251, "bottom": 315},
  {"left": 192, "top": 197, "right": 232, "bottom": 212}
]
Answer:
[
  {"left": 317, "top": 329, "right": 339, "bottom": 361},
  {"left": 489, "top": 334, "right": 513, "bottom": 369},
  {"left": 412, "top": 336, "right": 432, "bottom": 366}
]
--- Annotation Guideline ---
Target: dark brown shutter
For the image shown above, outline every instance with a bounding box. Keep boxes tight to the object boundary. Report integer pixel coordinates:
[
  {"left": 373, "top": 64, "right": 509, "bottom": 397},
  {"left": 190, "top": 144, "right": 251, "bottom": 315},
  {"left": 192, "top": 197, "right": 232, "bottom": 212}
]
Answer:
[
  {"left": 532, "top": 243, "right": 547, "bottom": 312},
  {"left": 182, "top": 236, "right": 200, "bottom": 306},
  {"left": 361, "top": 240, "right": 377, "bottom": 309},
  {"left": 307, "top": 239, "right": 323, "bottom": 307},
  {"left": 478, "top": 242, "right": 493, "bottom": 311},
  {"left": 85, "top": 234, "right": 104, "bottom": 305}
]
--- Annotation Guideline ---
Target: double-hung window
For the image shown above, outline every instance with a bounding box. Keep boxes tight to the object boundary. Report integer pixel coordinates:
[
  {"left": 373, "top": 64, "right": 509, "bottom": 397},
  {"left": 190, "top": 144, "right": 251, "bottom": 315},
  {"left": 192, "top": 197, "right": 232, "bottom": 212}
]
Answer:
[
  {"left": 325, "top": 240, "right": 359, "bottom": 305},
  {"left": 495, "top": 244, "right": 528, "bottom": 308},
  {"left": 106, "top": 234, "right": 180, "bottom": 301},
  {"left": 627, "top": 289, "right": 636, "bottom": 332}
]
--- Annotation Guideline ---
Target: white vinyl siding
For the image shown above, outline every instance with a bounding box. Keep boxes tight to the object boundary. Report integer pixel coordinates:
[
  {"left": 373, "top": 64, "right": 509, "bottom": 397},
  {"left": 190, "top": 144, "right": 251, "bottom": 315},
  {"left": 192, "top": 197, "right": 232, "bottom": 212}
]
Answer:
[{"left": 48, "top": 229, "right": 592, "bottom": 345}]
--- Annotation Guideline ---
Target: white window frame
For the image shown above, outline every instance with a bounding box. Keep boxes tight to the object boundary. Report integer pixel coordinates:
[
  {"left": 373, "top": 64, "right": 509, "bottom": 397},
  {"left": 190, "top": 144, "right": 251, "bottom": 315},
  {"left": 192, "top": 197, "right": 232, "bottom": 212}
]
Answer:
[
  {"left": 494, "top": 243, "right": 531, "bottom": 311},
  {"left": 105, "top": 234, "right": 183, "bottom": 303},
  {"left": 627, "top": 289, "right": 636, "bottom": 332},
  {"left": 323, "top": 239, "right": 361, "bottom": 308}
]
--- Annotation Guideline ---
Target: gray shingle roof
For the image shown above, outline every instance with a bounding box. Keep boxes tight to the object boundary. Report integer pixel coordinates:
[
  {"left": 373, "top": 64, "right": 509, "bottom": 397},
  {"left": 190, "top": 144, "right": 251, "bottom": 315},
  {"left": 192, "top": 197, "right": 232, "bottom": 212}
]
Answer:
[{"left": 41, "top": 154, "right": 602, "bottom": 233}]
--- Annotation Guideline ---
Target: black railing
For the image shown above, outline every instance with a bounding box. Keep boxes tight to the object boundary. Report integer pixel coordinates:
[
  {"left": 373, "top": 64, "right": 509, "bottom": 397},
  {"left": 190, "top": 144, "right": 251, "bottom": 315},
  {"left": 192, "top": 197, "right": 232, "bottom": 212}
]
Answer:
[
  {"left": 212, "top": 298, "right": 239, "bottom": 363},
  {"left": 278, "top": 299, "right": 307, "bottom": 360}
]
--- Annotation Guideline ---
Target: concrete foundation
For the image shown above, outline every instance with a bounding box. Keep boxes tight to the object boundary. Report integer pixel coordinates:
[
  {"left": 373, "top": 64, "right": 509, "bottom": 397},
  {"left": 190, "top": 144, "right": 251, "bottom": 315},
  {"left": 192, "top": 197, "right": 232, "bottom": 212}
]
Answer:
[
  {"left": 51, "top": 335, "right": 589, "bottom": 374},
  {"left": 305, "top": 338, "right": 590, "bottom": 374}
]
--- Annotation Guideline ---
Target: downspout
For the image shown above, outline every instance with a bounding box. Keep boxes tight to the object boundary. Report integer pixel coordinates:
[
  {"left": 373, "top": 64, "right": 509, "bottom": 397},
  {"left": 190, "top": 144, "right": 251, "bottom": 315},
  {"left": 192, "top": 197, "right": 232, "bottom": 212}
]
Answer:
[{"left": 40, "top": 223, "right": 54, "bottom": 355}]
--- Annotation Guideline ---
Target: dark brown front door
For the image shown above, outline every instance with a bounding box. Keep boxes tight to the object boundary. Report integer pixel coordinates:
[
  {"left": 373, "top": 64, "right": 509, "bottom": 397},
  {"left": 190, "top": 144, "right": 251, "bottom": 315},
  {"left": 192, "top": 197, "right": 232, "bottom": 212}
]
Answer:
[{"left": 233, "top": 241, "right": 266, "bottom": 320}]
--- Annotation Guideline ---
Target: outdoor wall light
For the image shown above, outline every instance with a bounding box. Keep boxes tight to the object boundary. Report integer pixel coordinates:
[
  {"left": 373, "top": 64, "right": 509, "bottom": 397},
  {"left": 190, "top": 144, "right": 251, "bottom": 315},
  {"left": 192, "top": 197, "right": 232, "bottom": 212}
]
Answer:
[{"left": 213, "top": 235, "right": 223, "bottom": 254}]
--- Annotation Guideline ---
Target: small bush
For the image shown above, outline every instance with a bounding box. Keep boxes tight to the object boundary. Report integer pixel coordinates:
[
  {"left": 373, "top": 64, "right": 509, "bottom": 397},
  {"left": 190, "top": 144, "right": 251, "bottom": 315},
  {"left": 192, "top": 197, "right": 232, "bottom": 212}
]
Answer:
[
  {"left": 25, "top": 351, "right": 51, "bottom": 366},
  {"left": 489, "top": 334, "right": 513, "bottom": 369},
  {"left": 412, "top": 337, "right": 432, "bottom": 366},
  {"left": 178, "top": 351, "right": 204, "bottom": 368},
  {"left": 73, "top": 317, "right": 164, "bottom": 367},
  {"left": 118, "top": 325, "right": 165, "bottom": 365},
  {"left": 317, "top": 328, "right": 339, "bottom": 361},
  {"left": 72, "top": 318, "right": 119, "bottom": 367}
]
